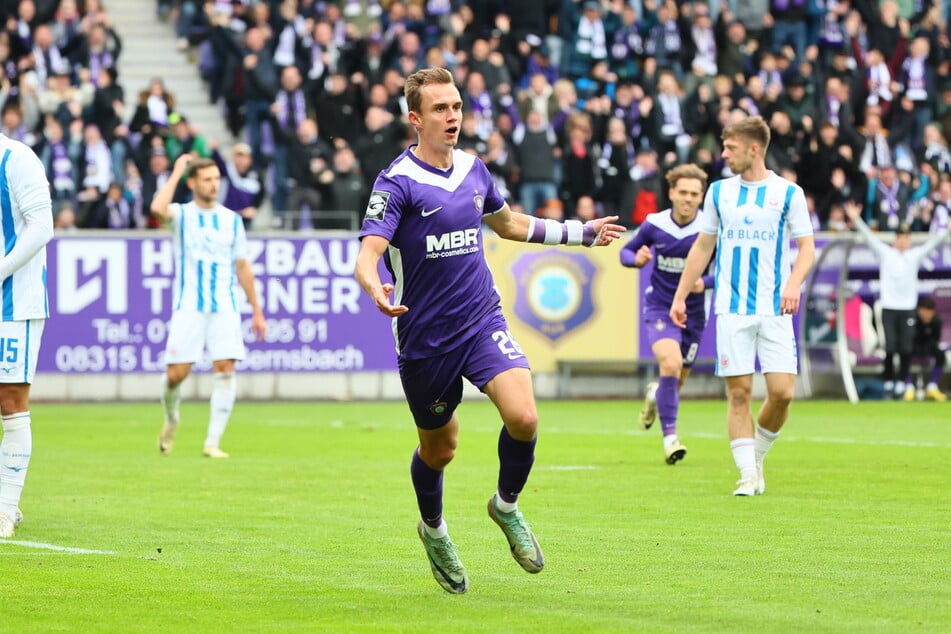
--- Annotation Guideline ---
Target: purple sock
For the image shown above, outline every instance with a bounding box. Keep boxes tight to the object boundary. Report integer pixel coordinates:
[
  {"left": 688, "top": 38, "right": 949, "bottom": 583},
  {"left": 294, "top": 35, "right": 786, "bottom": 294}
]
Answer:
[
  {"left": 930, "top": 365, "right": 943, "bottom": 385},
  {"left": 411, "top": 449, "right": 444, "bottom": 528},
  {"left": 497, "top": 427, "right": 536, "bottom": 503},
  {"left": 657, "top": 375, "right": 680, "bottom": 437}
]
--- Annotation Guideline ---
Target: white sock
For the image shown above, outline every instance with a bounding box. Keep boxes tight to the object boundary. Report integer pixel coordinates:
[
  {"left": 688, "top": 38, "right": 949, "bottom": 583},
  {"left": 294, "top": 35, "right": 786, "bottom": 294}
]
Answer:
[
  {"left": 423, "top": 519, "right": 448, "bottom": 539},
  {"left": 162, "top": 375, "right": 181, "bottom": 423},
  {"left": 926, "top": 382, "right": 939, "bottom": 392},
  {"left": 894, "top": 381, "right": 906, "bottom": 394},
  {"left": 494, "top": 493, "right": 518, "bottom": 513},
  {"left": 0, "top": 412, "right": 32, "bottom": 518},
  {"left": 663, "top": 434, "right": 679, "bottom": 450},
  {"left": 205, "top": 372, "right": 236, "bottom": 448},
  {"left": 754, "top": 426, "right": 780, "bottom": 464},
  {"left": 730, "top": 438, "right": 756, "bottom": 481}
]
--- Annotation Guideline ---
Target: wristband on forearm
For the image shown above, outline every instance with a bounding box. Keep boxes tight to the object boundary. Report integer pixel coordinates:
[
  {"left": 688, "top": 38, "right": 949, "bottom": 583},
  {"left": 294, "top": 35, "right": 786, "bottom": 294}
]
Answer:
[{"left": 526, "top": 217, "right": 599, "bottom": 247}]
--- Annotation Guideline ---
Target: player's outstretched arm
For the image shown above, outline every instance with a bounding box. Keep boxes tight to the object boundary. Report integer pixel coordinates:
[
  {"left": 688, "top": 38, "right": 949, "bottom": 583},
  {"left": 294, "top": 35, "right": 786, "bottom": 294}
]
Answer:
[
  {"left": 915, "top": 224, "right": 951, "bottom": 261},
  {"left": 844, "top": 200, "right": 887, "bottom": 247},
  {"left": 235, "top": 258, "right": 267, "bottom": 341},
  {"left": 670, "top": 232, "right": 716, "bottom": 328},
  {"left": 484, "top": 204, "right": 624, "bottom": 247},
  {"left": 355, "top": 235, "right": 408, "bottom": 317},
  {"left": 150, "top": 153, "right": 192, "bottom": 224}
]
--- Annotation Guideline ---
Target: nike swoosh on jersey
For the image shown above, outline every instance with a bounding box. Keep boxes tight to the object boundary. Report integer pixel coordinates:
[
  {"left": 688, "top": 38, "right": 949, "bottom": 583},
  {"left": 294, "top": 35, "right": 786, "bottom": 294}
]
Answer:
[{"left": 421, "top": 206, "right": 444, "bottom": 217}]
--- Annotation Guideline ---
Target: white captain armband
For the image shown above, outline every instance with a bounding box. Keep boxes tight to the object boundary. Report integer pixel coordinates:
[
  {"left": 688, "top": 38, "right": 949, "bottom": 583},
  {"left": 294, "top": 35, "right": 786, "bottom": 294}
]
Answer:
[{"left": 526, "top": 217, "right": 599, "bottom": 247}]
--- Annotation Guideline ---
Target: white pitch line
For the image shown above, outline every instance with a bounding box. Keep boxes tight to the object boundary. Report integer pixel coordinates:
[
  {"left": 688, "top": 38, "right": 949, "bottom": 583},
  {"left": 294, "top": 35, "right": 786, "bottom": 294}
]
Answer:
[
  {"left": 0, "top": 540, "right": 115, "bottom": 555},
  {"left": 256, "top": 420, "right": 951, "bottom": 449},
  {"left": 788, "top": 435, "right": 951, "bottom": 449},
  {"left": 538, "top": 465, "right": 599, "bottom": 471},
  {"left": 687, "top": 431, "right": 949, "bottom": 448}
]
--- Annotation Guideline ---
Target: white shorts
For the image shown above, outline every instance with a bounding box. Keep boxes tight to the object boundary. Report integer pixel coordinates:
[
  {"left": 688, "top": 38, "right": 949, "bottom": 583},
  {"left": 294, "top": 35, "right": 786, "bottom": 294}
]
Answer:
[
  {"left": 164, "top": 311, "right": 246, "bottom": 364},
  {"left": 0, "top": 319, "right": 44, "bottom": 384},
  {"left": 715, "top": 314, "right": 798, "bottom": 377}
]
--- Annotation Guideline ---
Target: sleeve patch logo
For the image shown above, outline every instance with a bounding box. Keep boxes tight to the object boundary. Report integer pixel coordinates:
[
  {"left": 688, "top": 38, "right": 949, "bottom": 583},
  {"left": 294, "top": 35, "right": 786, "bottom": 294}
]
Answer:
[{"left": 364, "top": 191, "right": 390, "bottom": 221}]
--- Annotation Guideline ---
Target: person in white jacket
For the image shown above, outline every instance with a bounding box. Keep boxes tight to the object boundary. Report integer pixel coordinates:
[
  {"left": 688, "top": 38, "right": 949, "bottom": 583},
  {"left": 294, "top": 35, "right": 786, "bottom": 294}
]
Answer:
[{"left": 844, "top": 201, "right": 950, "bottom": 400}]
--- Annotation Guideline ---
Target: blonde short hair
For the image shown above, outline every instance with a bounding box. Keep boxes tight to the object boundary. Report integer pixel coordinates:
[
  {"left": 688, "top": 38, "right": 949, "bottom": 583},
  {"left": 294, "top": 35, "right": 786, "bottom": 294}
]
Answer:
[
  {"left": 722, "top": 115, "right": 771, "bottom": 151},
  {"left": 404, "top": 67, "right": 455, "bottom": 114},
  {"left": 666, "top": 164, "right": 708, "bottom": 190}
]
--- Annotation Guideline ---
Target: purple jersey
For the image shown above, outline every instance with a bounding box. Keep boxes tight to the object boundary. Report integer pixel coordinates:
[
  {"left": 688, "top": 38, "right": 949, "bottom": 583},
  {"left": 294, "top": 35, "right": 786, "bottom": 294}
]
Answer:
[
  {"left": 620, "top": 209, "right": 708, "bottom": 319},
  {"left": 359, "top": 146, "right": 506, "bottom": 360}
]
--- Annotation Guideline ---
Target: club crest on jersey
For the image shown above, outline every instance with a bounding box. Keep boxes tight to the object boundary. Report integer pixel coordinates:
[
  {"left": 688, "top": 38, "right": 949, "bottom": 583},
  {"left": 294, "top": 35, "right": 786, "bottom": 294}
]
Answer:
[
  {"left": 655, "top": 319, "right": 666, "bottom": 331},
  {"left": 364, "top": 191, "right": 389, "bottom": 221},
  {"left": 511, "top": 251, "right": 597, "bottom": 342},
  {"left": 473, "top": 194, "right": 484, "bottom": 212}
]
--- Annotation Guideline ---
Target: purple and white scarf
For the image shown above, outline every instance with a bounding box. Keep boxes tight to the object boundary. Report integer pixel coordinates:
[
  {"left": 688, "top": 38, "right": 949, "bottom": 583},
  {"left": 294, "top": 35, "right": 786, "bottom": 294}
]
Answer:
[
  {"left": 276, "top": 89, "right": 307, "bottom": 131},
  {"left": 51, "top": 141, "right": 74, "bottom": 192}
]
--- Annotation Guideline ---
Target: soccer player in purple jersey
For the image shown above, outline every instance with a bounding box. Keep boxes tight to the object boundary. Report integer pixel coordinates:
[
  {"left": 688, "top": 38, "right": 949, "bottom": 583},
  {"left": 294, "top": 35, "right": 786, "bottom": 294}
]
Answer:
[
  {"left": 620, "top": 164, "right": 711, "bottom": 465},
  {"left": 354, "top": 67, "right": 624, "bottom": 594}
]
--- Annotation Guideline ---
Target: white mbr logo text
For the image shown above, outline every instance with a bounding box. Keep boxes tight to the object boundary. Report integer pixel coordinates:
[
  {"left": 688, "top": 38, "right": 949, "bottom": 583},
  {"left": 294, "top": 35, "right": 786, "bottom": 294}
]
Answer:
[{"left": 425, "top": 228, "right": 479, "bottom": 253}]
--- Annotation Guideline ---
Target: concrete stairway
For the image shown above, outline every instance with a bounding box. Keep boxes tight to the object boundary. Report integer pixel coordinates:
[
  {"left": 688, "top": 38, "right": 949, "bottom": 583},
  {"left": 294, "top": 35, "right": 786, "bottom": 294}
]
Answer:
[{"left": 107, "top": 0, "right": 233, "bottom": 155}]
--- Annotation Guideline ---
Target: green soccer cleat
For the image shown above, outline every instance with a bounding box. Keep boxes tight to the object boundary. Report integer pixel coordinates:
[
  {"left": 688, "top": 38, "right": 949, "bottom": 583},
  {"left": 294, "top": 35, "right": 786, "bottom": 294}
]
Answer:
[
  {"left": 417, "top": 521, "right": 468, "bottom": 594},
  {"left": 487, "top": 495, "right": 544, "bottom": 573}
]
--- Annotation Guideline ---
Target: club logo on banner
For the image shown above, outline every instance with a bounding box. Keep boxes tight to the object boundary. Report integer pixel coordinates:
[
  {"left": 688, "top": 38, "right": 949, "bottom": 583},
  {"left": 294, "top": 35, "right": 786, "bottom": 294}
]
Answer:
[{"left": 512, "top": 252, "right": 597, "bottom": 342}]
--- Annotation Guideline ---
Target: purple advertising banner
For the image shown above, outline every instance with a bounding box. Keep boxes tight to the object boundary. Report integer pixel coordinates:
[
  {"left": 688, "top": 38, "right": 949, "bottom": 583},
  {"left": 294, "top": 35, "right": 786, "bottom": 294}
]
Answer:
[{"left": 40, "top": 235, "right": 399, "bottom": 373}]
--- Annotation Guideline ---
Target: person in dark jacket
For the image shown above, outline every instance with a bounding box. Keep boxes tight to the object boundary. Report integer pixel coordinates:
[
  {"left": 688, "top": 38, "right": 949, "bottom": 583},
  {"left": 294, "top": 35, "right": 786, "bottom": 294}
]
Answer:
[
  {"left": 286, "top": 118, "right": 334, "bottom": 230},
  {"left": 905, "top": 294, "right": 947, "bottom": 401},
  {"left": 270, "top": 65, "right": 313, "bottom": 216},
  {"left": 327, "top": 144, "right": 366, "bottom": 230},
  {"left": 511, "top": 108, "right": 557, "bottom": 215},
  {"left": 351, "top": 105, "right": 407, "bottom": 192},
  {"left": 240, "top": 27, "right": 279, "bottom": 170},
  {"left": 211, "top": 141, "right": 264, "bottom": 230}
]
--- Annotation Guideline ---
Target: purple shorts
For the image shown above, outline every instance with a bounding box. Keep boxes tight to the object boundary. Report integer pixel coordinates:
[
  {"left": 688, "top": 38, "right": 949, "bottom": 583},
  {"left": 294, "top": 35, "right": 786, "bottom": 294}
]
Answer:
[
  {"left": 643, "top": 310, "right": 706, "bottom": 366},
  {"left": 398, "top": 310, "right": 531, "bottom": 430}
]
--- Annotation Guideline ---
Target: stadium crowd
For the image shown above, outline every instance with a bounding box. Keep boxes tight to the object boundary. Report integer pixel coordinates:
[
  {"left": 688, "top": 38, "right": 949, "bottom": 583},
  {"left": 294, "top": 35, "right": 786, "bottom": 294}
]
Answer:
[{"left": 1, "top": 0, "right": 950, "bottom": 232}]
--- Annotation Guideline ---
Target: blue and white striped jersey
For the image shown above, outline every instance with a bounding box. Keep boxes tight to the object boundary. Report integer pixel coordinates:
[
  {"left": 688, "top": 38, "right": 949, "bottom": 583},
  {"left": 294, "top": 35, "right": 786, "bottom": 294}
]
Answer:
[
  {"left": 0, "top": 135, "right": 53, "bottom": 321},
  {"left": 169, "top": 202, "right": 247, "bottom": 313},
  {"left": 700, "top": 172, "right": 813, "bottom": 316}
]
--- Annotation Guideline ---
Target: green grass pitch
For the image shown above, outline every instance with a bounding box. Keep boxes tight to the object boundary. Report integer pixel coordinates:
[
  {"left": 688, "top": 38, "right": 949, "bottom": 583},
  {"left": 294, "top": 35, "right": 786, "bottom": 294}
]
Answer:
[{"left": 2, "top": 398, "right": 948, "bottom": 633}]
